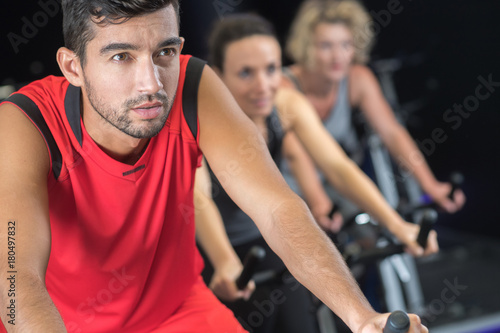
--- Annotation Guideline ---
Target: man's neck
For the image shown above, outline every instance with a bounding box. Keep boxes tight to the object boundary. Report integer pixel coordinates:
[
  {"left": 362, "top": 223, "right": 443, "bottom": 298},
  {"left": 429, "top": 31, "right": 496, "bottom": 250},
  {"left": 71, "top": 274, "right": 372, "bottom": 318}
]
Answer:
[{"left": 81, "top": 103, "right": 150, "bottom": 165}]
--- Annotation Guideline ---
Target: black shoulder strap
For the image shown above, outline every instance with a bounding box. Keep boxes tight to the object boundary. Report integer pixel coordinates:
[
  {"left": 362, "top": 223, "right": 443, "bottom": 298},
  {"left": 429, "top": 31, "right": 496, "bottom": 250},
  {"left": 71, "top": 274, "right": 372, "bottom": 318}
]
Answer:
[
  {"left": 182, "top": 56, "right": 206, "bottom": 140},
  {"left": 266, "top": 108, "right": 285, "bottom": 167},
  {"left": 282, "top": 67, "right": 304, "bottom": 93},
  {"left": 4, "top": 94, "right": 62, "bottom": 179}
]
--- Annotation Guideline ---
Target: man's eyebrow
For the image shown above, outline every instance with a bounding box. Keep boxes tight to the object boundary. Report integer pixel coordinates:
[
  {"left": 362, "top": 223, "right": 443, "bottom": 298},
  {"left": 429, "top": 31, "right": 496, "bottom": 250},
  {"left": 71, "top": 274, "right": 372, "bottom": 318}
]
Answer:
[
  {"left": 99, "top": 38, "right": 182, "bottom": 55},
  {"left": 157, "top": 37, "right": 183, "bottom": 49},
  {"left": 100, "top": 43, "right": 139, "bottom": 55}
]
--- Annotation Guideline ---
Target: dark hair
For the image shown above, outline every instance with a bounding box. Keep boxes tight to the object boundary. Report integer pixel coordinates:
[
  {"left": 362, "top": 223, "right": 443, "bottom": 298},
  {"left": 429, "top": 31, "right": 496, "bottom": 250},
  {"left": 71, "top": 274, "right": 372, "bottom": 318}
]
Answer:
[
  {"left": 62, "top": 0, "right": 180, "bottom": 66},
  {"left": 208, "top": 14, "right": 277, "bottom": 71}
]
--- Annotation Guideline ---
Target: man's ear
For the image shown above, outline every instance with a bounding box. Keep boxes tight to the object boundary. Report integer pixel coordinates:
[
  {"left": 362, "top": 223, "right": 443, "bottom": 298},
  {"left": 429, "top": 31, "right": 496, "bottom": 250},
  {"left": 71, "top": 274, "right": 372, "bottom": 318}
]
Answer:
[
  {"left": 179, "top": 37, "right": 185, "bottom": 54},
  {"left": 56, "top": 47, "right": 84, "bottom": 87}
]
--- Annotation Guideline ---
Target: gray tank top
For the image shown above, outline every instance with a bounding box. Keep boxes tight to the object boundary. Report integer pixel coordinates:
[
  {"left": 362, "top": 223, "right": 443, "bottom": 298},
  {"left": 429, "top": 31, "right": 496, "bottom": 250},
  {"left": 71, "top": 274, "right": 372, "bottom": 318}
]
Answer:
[{"left": 281, "top": 67, "right": 364, "bottom": 195}]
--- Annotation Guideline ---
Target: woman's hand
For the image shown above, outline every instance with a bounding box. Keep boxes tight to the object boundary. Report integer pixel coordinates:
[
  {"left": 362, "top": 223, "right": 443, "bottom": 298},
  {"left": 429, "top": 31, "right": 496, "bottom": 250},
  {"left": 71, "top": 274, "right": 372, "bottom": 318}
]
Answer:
[
  {"left": 310, "top": 198, "right": 344, "bottom": 234},
  {"left": 389, "top": 220, "right": 439, "bottom": 257},
  {"left": 425, "top": 181, "right": 466, "bottom": 213},
  {"left": 209, "top": 259, "right": 255, "bottom": 302}
]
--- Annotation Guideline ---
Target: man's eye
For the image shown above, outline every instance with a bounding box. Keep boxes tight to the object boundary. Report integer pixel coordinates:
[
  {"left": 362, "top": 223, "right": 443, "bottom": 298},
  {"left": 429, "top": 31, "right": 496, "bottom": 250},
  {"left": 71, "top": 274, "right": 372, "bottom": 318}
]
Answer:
[
  {"left": 160, "top": 48, "right": 176, "bottom": 57},
  {"left": 112, "top": 53, "right": 129, "bottom": 61}
]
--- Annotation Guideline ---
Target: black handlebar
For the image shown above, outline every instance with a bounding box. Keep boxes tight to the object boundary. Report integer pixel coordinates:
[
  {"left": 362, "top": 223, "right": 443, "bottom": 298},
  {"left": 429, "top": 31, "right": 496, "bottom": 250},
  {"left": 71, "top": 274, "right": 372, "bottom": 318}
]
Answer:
[
  {"left": 416, "top": 209, "right": 437, "bottom": 249},
  {"left": 345, "top": 244, "right": 404, "bottom": 266},
  {"left": 236, "top": 246, "right": 266, "bottom": 290},
  {"left": 328, "top": 204, "right": 340, "bottom": 219},
  {"left": 384, "top": 310, "right": 410, "bottom": 333},
  {"left": 344, "top": 208, "right": 437, "bottom": 266},
  {"left": 448, "top": 171, "right": 464, "bottom": 200}
]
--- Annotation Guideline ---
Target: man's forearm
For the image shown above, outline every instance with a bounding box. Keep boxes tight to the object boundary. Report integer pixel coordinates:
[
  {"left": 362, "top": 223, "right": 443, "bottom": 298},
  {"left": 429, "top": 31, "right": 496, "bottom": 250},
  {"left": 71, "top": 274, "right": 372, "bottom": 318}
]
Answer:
[
  {"left": 0, "top": 269, "right": 66, "bottom": 332},
  {"left": 263, "top": 197, "right": 376, "bottom": 332}
]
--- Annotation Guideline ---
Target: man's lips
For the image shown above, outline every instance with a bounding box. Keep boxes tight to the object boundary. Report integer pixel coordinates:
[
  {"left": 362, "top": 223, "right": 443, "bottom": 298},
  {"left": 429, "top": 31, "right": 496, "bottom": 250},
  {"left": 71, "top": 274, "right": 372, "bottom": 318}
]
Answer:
[
  {"left": 132, "top": 102, "right": 163, "bottom": 119},
  {"left": 134, "top": 102, "right": 163, "bottom": 109}
]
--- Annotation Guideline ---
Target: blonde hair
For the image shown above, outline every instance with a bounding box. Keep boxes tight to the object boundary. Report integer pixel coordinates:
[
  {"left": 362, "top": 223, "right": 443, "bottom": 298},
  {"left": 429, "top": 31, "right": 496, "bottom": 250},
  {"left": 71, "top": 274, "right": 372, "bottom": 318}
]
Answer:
[{"left": 286, "top": 0, "right": 374, "bottom": 67}]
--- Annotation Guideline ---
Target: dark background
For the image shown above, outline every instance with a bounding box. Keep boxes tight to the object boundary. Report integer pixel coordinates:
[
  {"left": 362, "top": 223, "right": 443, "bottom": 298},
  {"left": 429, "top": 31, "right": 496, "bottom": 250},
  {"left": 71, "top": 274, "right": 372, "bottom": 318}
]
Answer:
[{"left": 2, "top": 0, "right": 500, "bottom": 240}]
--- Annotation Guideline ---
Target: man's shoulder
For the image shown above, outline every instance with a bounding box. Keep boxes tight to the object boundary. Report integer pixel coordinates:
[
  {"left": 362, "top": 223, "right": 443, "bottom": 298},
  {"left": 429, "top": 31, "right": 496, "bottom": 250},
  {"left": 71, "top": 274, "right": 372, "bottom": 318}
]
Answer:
[
  {"left": 178, "top": 54, "right": 207, "bottom": 73},
  {"left": 19, "top": 75, "right": 69, "bottom": 96},
  {"left": 2, "top": 76, "right": 70, "bottom": 107},
  {"left": 179, "top": 54, "right": 192, "bottom": 68}
]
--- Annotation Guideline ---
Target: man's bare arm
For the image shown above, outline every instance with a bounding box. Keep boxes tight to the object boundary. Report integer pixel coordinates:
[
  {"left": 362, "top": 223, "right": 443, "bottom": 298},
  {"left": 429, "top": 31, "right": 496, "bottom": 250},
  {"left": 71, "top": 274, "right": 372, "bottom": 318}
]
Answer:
[{"left": 0, "top": 103, "right": 66, "bottom": 332}]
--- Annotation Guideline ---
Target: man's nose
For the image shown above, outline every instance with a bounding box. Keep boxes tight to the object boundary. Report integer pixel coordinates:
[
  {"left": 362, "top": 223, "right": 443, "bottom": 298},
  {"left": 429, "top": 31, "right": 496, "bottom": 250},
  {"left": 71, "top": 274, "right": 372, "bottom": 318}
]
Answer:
[{"left": 136, "top": 58, "right": 163, "bottom": 95}]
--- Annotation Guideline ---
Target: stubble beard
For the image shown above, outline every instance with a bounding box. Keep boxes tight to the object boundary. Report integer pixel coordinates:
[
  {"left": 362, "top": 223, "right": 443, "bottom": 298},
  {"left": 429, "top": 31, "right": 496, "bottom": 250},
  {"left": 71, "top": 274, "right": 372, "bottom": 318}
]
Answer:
[{"left": 84, "top": 75, "right": 174, "bottom": 139}]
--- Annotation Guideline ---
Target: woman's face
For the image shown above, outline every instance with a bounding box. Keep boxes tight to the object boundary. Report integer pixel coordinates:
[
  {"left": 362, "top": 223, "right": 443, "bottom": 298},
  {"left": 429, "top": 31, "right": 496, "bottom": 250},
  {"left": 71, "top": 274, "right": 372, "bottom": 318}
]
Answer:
[
  {"left": 220, "top": 35, "right": 282, "bottom": 120},
  {"left": 310, "top": 22, "right": 355, "bottom": 82}
]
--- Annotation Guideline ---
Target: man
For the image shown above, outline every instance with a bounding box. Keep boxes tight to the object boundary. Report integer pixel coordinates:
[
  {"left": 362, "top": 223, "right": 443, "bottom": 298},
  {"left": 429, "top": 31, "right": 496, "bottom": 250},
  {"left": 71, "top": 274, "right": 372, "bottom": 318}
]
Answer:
[{"left": 0, "top": 1, "right": 428, "bottom": 332}]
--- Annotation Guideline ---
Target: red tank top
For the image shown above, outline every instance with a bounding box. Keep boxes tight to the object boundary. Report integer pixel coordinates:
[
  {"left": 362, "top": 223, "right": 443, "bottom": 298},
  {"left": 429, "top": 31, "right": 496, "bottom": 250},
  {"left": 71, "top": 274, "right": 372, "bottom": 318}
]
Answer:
[{"left": 1, "top": 55, "right": 205, "bottom": 332}]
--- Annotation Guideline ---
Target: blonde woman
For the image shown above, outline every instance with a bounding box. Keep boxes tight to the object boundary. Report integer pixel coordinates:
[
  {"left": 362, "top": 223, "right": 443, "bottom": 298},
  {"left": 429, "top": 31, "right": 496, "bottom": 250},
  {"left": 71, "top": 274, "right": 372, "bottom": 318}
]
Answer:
[{"left": 282, "top": 0, "right": 465, "bottom": 221}]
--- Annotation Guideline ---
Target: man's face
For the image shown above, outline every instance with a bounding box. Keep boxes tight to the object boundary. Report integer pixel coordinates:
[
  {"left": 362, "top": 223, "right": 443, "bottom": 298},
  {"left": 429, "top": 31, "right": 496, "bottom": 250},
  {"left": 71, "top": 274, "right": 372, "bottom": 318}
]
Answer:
[{"left": 80, "top": 5, "right": 183, "bottom": 139}]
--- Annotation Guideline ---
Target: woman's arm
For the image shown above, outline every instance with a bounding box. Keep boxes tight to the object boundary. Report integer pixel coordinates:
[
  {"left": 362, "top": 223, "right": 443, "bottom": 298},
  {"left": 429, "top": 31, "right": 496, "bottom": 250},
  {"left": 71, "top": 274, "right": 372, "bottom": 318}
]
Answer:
[
  {"left": 194, "top": 159, "right": 253, "bottom": 301},
  {"left": 275, "top": 87, "right": 438, "bottom": 256},
  {"left": 351, "top": 65, "right": 465, "bottom": 212},
  {"left": 282, "top": 132, "right": 343, "bottom": 233}
]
